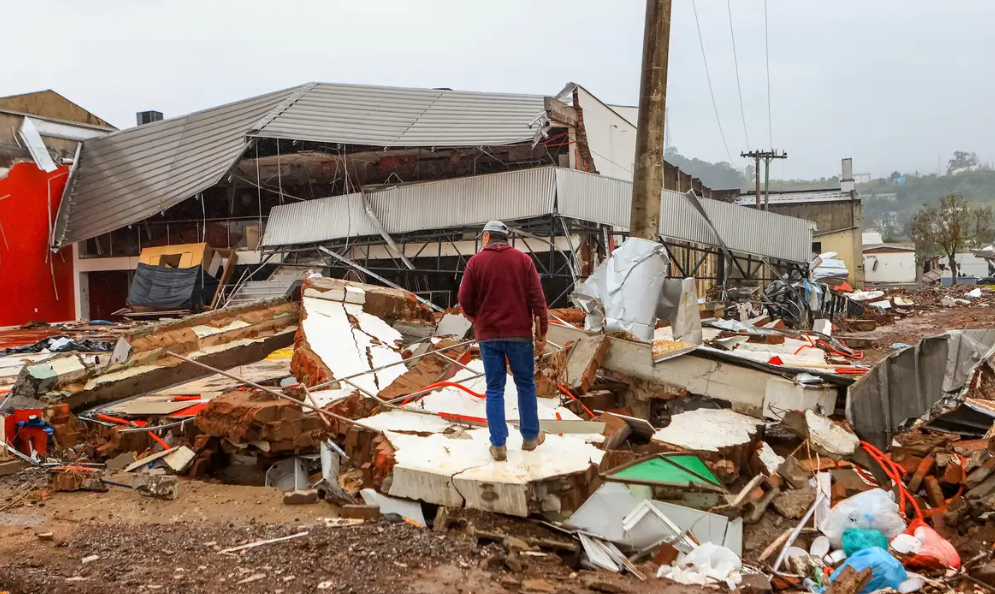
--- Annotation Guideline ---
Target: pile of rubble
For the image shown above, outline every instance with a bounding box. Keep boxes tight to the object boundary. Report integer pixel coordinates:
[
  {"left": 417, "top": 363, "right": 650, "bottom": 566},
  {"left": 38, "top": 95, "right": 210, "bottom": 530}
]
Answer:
[{"left": 8, "top": 275, "right": 995, "bottom": 594}]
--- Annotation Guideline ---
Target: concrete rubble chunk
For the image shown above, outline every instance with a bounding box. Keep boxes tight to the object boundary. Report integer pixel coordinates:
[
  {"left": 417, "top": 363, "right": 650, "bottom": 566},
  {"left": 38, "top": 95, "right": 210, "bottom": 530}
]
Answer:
[
  {"left": 381, "top": 427, "right": 603, "bottom": 517},
  {"left": 652, "top": 408, "right": 763, "bottom": 477},
  {"left": 562, "top": 335, "right": 610, "bottom": 393},
  {"left": 781, "top": 409, "right": 858, "bottom": 459},
  {"left": 51, "top": 467, "right": 107, "bottom": 492},
  {"left": 13, "top": 299, "right": 300, "bottom": 411},
  {"left": 777, "top": 456, "right": 810, "bottom": 490},
  {"left": 772, "top": 486, "right": 817, "bottom": 520},
  {"left": 292, "top": 278, "right": 432, "bottom": 393},
  {"left": 133, "top": 474, "right": 180, "bottom": 500}
]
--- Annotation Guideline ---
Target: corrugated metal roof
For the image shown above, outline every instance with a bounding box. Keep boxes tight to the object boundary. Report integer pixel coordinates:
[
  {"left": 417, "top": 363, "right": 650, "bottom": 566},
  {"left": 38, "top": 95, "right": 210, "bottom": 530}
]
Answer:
[
  {"left": 251, "top": 83, "right": 547, "bottom": 147},
  {"left": 52, "top": 87, "right": 297, "bottom": 247},
  {"left": 261, "top": 168, "right": 556, "bottom": 247},
  {"left": 263, "top": 167, "right": 812, "bottom": 263},
  {"left": 734, "top": 189, "right": 855, "bottom": 206},
  {"left": 54, "top": 82, "right": 550, "bottom": 248},
  {"left": 556, "top": 169, "right": 813, "bottom": 263}
]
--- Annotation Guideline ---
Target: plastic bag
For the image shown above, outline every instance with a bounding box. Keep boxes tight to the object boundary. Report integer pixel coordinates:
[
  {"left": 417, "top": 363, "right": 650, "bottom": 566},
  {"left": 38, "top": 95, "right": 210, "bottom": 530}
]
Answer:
[
  {"left": 657, "top": 543, "right": 742, "bottom": 590},
  {"left": 900, "top": 520, "right": 960, "bottom": 570},
  {"left": 829, "top": 547, "right": 908, "bottom": 594},
  {"left": 842, "top": 528, "right": 889, "bottom": 557},
  {"left": 822, "top": 489, "right": 906, "bottom": 547}
]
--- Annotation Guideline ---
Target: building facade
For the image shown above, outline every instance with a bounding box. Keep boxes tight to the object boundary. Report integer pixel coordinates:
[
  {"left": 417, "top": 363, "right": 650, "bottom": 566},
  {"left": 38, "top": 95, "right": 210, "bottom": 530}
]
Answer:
[{"left": 0, "top": 91, "right": 115, "bottom": 326}]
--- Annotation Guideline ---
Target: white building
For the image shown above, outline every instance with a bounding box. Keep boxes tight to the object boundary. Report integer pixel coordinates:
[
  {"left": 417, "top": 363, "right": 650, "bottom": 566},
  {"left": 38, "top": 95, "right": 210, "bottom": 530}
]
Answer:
[
  {"left": 862, "top": 231, "right": 883, "bottom": 245},
  {"left": 863, "top": 244, "right": 916, "bottom": 285}
]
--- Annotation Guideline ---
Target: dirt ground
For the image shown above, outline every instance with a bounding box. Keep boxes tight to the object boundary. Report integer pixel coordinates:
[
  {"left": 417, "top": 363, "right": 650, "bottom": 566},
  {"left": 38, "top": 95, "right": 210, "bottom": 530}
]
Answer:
[
  {"left": 0, "top": 472, "right": 709, "bottom": 594},
  {"left": 846, "top": 301, "right": 995, "bottom": 364}
]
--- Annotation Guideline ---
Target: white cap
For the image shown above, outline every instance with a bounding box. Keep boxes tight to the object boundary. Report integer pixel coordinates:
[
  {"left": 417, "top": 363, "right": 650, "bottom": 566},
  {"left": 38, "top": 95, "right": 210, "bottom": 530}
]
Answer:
[{"left": 481, "top": 220, "right": 511, "bottom": 236}]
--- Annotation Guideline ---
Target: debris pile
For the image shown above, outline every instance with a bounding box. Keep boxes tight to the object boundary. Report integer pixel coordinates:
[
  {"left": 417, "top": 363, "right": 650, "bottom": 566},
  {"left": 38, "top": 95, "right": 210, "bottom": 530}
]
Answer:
[{"left": 8, "top": 276, "right": 995, "bottom": 592}]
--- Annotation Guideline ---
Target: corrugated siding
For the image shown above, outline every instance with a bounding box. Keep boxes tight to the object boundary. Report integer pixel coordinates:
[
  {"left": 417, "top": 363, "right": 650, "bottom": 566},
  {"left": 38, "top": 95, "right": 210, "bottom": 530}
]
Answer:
[
  {"left": 368, "top": 168, "right": 556, "bottom": 235},
  {"left": 263, "top": 193, "right": 378, "bottom": 247},
  {"left": 554, "top": 169, "right": 630, "bottom": 228},
  {"left": 556, "top": 169, "right": 812, "bottom": 263},
  {"left": 261, "top": 168, "right": 557, "bottom": 247},
  {"left": 52, "top": 87, "right": 299, "bottom": 247},
  {"left": 252, "top": 83, "right": 547, "bottom": 147},
  {"left": 701, "top": 198, "right": 813, "bottom": 263}
]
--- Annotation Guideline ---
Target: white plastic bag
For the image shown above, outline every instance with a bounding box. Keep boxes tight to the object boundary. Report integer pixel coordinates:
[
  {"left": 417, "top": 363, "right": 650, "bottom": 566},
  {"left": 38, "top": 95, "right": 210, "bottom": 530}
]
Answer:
[
  {"left": 657, "top": 543, "right": 742, "bottom": 590},
  {"left": 822, "top": 488, "right": 906, "bottom": 548}
]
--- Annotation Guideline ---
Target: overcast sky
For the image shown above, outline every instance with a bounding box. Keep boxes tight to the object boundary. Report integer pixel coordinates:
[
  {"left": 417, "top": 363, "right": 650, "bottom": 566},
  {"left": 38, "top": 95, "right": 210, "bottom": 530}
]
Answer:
[{"left": 3, "top": 0, "right": 992, "bottom": 180}]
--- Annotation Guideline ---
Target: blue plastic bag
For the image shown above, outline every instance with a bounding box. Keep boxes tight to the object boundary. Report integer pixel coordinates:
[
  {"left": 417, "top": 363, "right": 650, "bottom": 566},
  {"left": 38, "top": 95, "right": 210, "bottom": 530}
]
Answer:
[{"left": 829, "top": 547, "right": 907, "bottom": 594}]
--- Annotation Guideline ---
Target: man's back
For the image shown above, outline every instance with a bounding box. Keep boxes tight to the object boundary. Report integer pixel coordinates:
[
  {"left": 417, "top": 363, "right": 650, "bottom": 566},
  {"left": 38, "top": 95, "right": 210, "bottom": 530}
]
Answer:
[{"left": 458, "top": 243, "right": 548, "bottom": 342}]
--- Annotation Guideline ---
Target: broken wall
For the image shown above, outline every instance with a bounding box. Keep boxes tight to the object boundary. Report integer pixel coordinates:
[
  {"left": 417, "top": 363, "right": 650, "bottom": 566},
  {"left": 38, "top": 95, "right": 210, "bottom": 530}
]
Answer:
[{"left": 0, "top": 163, "right": 75, "bottom": 326}]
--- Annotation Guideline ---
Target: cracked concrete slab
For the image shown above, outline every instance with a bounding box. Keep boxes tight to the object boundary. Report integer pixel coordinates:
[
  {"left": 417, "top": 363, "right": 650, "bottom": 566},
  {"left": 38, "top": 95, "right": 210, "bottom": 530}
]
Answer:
[{"left": 384, "top": 427, "right": 604, "bottom": 516}]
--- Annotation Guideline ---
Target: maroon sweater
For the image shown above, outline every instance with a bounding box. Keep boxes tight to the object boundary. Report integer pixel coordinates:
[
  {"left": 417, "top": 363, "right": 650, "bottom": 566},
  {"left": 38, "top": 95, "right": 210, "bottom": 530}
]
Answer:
[{"left": 457, "top": 243, "right": 548, "bottom": 342}]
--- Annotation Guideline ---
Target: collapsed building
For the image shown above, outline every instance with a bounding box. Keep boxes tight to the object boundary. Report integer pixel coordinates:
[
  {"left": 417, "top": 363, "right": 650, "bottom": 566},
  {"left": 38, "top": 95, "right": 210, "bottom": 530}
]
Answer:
[
  {"left": 11, "top": 80, "right": 983, "bottom": 592},
  {"left": 46, "top": 81, "right": 814, "bottom": 321}
]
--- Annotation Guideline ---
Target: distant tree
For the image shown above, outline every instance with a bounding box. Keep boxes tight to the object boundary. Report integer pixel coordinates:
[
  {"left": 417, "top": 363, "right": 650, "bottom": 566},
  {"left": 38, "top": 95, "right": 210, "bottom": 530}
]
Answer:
[
  {"left": 745, "top": 163, "right": 756, "bottom": 183},
  {"left": 663, "top": 148, "right": 746, "bottom": 189},
  {"left": 948, "top": 151, "right": 980, "bottom": 173},
  {"left": 909, "top": 194, "right": 995, "bottom": 282},
  {"left": 889, "top": 171, "right": 902, "bottom": 181}
]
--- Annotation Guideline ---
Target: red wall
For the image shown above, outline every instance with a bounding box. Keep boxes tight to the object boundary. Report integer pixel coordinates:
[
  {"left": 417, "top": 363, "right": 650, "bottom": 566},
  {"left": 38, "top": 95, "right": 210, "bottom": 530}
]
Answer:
[{"left": 0, "top": 163, "right": 75, "bottom": 326}]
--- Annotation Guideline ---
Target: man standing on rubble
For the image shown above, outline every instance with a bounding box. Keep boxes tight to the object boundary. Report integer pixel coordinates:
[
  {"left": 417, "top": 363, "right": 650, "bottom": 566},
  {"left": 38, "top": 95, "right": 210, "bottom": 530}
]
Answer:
[{"left": 458, "top": 220, "right": 548, "bottom": 462}]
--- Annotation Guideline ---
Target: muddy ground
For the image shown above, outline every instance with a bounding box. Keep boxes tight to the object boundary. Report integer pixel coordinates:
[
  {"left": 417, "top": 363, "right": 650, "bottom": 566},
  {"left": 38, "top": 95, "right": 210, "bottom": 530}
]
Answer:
[
  {"left": 846, "top": 300, "right": 995, "bottom": 364},
  {"left": 0, "top": 472, "right": 709, "bottom": 594}
]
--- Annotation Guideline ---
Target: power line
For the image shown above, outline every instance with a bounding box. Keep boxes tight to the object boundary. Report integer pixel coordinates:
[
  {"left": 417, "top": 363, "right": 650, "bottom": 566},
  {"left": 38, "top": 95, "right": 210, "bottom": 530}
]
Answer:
[
  {"left": 692, "top": 0, "right": 735, "bottom": 164},
  {"left": 764, "top": 0, "right": 773, "bottom": 149},
  {"left": 726, "top": 0, "right": 750, "bottom": 149}
]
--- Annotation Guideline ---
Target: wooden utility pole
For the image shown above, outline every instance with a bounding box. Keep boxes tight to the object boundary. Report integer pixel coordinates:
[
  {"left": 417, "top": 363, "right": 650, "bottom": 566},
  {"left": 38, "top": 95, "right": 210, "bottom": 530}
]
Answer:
[
  {"left": 741, "top": 149, "right": 787, "bottom": 210},
  {"left": 629, "top": 0, "right": 672, "bottom": 240}
]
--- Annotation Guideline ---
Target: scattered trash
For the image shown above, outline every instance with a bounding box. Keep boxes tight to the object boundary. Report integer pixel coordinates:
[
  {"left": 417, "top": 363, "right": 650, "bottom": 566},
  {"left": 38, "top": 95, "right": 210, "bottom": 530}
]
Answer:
[
  {"left": 823, "top": 489, "right": 906, "bottom": 547},
  {"left": 657, "top": 543, "right": 742, "bottom": 589},
  {"left": 5, "top": 266, "right": 995, "bottom": 591},
  {"left": 829, "top": 547, "right": 908, "bottom": 594},
  {"left": 842, "top": 529, "right": 889, "bottom": 556}
]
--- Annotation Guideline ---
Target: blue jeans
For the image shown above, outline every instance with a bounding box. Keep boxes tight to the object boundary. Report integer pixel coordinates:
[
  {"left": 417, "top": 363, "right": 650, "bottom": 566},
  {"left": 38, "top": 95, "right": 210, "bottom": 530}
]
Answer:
[{"left": 479, "top": 340, "right": 540, "bottom": 447}]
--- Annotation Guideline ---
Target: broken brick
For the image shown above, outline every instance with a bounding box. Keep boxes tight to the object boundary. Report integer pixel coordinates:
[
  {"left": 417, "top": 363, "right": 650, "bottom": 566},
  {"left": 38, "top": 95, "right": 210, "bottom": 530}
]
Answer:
[
  {"left": 953, "top": 439, "right": 995, "bottom": 456},
  {"left": 891, "top": 453, "right": 924, "bottom": 475},
  {"left": 908, "top": 455, "right": 935, "bottom": 492},
  {"left": 799, "top": 458, "right": 852, "bottom": 472},
  {"left": 941, "top": 460, "right": 966, "bottom": 486},
  {"left": 378, "top": 338, "right": 469, "bottom": 400},
  {"left": 831, "top": 468, "right": 875, "bottom": 498},
  {"left": 194, "top": 390, "right": 325, "bottom": 454},
  {"left": 924, "top": 476, "right": 946, "bottom": 509},
  {"left": 339, "top": 504, "right": 381, "bottom": 520},
  {"left": 746, "top": 333, "right": 786, "bottom": 345}
]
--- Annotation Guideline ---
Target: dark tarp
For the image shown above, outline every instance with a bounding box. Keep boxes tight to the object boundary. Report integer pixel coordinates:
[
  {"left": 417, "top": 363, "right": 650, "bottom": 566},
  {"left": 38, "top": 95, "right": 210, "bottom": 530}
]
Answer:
[
  {"left": 0, "top": 336, "right": 114, "bottom": 357},
  {"left": 126, "top": 263, "right": 219, "bottom": 311},
  {"left": 847, "top": 329, "right": 995, "bottom": 449}
]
